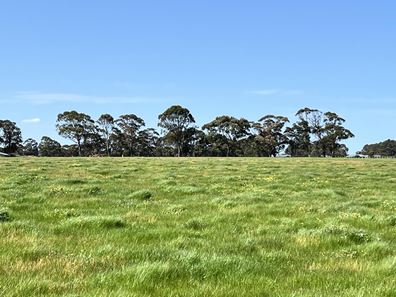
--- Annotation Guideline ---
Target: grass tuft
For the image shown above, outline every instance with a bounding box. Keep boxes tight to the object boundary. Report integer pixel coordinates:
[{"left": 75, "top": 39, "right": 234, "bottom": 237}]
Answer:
[
  {"left": 128, "top": 189, "right": 153, "bottom": 201},
  {"left": 183, "top": 218, "right": 206, "bottom": 230},
  {"left": 59, "top": 216, "right": 126, "bottom": 230}
]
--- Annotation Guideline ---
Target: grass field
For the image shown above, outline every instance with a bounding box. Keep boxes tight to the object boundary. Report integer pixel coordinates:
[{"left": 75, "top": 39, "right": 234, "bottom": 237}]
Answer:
[{"left": 1, "top": 158, "right": 396, "bottom": 296}]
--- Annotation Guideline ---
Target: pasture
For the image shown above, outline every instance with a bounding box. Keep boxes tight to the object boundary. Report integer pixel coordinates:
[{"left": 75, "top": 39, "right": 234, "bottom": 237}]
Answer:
[{"left": 1, "top": 158, "right": 396, "bottom": 296}]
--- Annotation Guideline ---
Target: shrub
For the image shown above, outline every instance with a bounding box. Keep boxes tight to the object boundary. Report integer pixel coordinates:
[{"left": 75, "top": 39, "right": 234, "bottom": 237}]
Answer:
[
  {"left": 347, "top": 229, "right": 371, "bottom": 244},
  {"left": 0, "top": 208, "right": 11, "bottom": 222}
]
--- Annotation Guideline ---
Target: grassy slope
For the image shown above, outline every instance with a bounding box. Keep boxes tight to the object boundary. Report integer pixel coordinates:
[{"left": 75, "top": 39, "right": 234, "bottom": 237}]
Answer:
[{"left": 1, "top": 158, "right": 396, "bottom": 297}]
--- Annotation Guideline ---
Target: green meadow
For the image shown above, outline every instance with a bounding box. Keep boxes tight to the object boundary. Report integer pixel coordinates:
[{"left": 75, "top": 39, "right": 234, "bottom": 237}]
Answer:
[{"left": 1, "top": 157, "right": 396, "bottom": 297}]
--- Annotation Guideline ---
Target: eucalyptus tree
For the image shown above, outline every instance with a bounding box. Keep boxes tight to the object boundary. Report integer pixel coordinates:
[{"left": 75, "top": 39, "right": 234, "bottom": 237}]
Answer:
[
  {"left": 202, "top": 116, "right": 251, "bottom": 157},
  {"left": 82, "top": 128, "right": 104, "bottom": 156},
  {"left": 284, "top": 108, "right": 313, "bottom": 156},
  {"left": 360, "top": 140, "right": 396, "bottom": 157},
  {"left": 136, "top": 128, "right": 159, "bottom": 156},
  {"left": 285, "top": 123, "right": 309, "bottom": 156},
  {"left": 286, "top": 108, "right": 354, "bottom": 157},
  {"left": 255, "top": 115, "right": 289, "bottom": 157},
  {"left": 61, "top": 144, "right": 79, "bottom": 157},
  {"left": 97, "top": 114, "right": 115, "bottom": 156},
  {"left": 38, "top": 136, "right": 62, "bottom": 157},
  {"left": 56, "top": 111, "right": 95, "bottom": 156},
  {"left": 116, "top": 114, "right": 145, "bottom": 156},
  {"left": 0, "top": 120, "right": 22, "bottom": 154},
  {"left": 182, "top": 127, "right": 207, "bottom": 157},
  {"left": 158, "top": 105, "right": 195, "bottom": 157},
  {"left": 21, "top": 138, "right": 39, "bottom": 156},
  {"left": 109, "top": 127, "right": 127, "bottom": 156},
  {"left": 320, "top": 112, "right": 354, "bottom": 157}
]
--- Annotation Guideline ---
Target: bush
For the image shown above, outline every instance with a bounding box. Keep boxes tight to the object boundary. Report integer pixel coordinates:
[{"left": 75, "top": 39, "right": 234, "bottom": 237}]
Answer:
[
  {"left": 347, "top": 230, "right": 371, "bottom": 244},
  {"left": 0, "top": 208, "right": 11, "bottom": 222}
]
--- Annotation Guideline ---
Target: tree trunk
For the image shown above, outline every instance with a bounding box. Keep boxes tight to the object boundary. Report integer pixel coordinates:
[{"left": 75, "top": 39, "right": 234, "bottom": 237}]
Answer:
[
  {"left": 177, "top": 145, "right": 181, "bottom": 157},
  {"left": 77, "top": 139, "right": 82, "bottom": 156},
  {"left": 106, "top": 139, "right": 110, "bottom": 157},
  {"left": 322, "top": 147, "right": 327, "bottom": 157}
]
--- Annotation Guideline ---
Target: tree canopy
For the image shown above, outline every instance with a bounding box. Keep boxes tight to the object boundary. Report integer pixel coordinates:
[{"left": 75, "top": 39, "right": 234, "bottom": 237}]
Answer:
[
  {"left": 0, "top": 120, "right": 22, "bottom": 154},
  {"left": 359, "top": 140, "right": 396, "bottom": 157},
  {"left": 158, "top": 105, "right": 195, "bottom": 157},
  {"left": 56, "top": 111, "right": 95, "bottom": 156},
  {"left": 2, "top": 106, "right": 358, "bottom": 157}
]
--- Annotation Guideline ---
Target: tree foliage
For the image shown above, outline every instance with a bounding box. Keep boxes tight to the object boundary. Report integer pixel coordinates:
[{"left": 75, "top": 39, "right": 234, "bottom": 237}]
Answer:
[
  {"left": 39, "top": 136, "right": 62, "bottom": 157},
  {"left": 158, "top": 105, "right": 195, "bottom": 157},
  {"left": 203, "top": 116, "right": 251, "bottom": 157},
  {"left": 56, "top": 111, "right": 95, "bottom": 156},
  {"left": 116, "top": 114, "right": 145, "bottom": 156},
  {"left": 21, "top": 138, "right": 39, "bottom": 156},
  {"left": 97, "top": 114, "right": 115, "bottom": 156},
  {"left": 4, "top": 106, "right": 356, "bottom": 157},
  {"left": 360, "top": 139, "right": 396, "bottom": 157},
  {"left": 255, "top": 115, "right": 289, "bottom": 157},
  {"left": 0, "top": 120, "right": 22, "bottom": 154}
]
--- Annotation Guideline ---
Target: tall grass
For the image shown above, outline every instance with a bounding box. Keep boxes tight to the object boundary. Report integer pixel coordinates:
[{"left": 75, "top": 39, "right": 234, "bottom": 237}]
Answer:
[{"left": 1, "top": 158, "right": 396, "bottom": 296}]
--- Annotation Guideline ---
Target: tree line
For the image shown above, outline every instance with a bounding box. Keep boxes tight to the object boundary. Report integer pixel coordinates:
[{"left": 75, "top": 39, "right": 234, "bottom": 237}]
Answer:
[
  {"left": 0, "top": 105, "right": 355, "bottom": 157},
  {"left": 359, "top": 139, "right": 396, "bottom": 157}
]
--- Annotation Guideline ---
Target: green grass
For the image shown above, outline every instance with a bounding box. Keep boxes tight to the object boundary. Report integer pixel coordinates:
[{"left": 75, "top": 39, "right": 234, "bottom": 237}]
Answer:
[{"left": 1, "top": 157, "right": 396, "bottom": 296}]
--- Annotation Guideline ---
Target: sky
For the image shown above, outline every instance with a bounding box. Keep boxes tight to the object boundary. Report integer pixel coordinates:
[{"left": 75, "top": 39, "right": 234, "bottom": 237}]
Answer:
[{"left": 1, "top": 0, "right": 395, "bottom": 154}]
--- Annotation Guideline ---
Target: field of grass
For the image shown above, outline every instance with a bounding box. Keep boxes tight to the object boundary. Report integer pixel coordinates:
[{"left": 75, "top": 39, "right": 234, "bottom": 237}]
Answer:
[{"left": 1, "top": 157, "right": 396, "bottom": 296}]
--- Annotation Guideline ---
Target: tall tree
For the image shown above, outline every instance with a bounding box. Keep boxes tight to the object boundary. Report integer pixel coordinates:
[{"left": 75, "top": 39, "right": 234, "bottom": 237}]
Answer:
[
  {"left": 61, "top": 144, "right": 79, "bottom": 157},
  {"left": 158, "top": 105, "right": 195, "bottom": 157},
  {"left": 0, "top": 120, "right": 22, "bottom": 154},
  {"left": 286, "top": 108, "right": 354, "bottom": 157},
  {"left": 255, "top": 115, "right": 289, "bottom": 157},
  {"left": 202, "top": 116, "right": 251, "bottom": 157},
  {"left": 136, "top": 128, "right": 159, "bottom": 156},
  {"left": 296, "top": 108, "right": 321, "bottom": 155},
  {"left": 183, "top": 127, "right": 207, "bottom": 157},
  {"left": 56, "top": 111, "right": 95, "bottom": 156},
  {"left": 285, "top": 111, "right": 312, "bottom": 157},
  {"left": 109, "top": 127, "right": 127, "bottom": 156},
  {"left": 97, "top": 114, "right": 115, "bottom": 156},
  {"left": 319, "top": 112, "right": 354, "bottom": 157},
  {"left": 285, "top": 123, "right": 310, "bottom": 156},
  {"left": 81, "top": 128, "right": 104, "bottom": 156},
  {"left": 116, "top": 114, "right": 145, "bottom": 156},
  {"left": 39, "top": 136, "right": 62, "bottom": 157},
  {"left": 21, "top": 138, "right": 39, "bottom": 156}
]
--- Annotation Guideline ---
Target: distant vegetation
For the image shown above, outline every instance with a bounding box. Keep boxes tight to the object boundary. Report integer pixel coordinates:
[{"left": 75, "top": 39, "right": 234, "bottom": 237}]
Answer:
[
  {"left": 1, "top": 106, "right": 357, "bottom": 157},
  {"left": 358, "top": 139, "right": 396, "bottom": 157}
]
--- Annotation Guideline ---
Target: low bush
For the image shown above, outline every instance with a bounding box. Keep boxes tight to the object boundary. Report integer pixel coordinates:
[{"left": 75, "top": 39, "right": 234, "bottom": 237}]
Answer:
[
  {"left": 0, "top": 208, "right": 11, "bottom": 222},
  {"left": 128, "top": 189, "right": 153, "bottom": 201}
]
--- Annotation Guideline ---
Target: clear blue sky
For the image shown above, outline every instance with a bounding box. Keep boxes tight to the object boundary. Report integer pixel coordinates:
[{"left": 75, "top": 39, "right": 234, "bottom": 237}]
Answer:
[{"left": 1, "top": 0, "right": 395, "bottom": 153}]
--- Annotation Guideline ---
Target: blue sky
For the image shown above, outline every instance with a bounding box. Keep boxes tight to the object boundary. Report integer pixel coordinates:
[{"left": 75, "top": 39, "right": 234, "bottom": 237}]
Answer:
[{"left": 1, "top": 0, "right": 395, "bottom": 153}]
